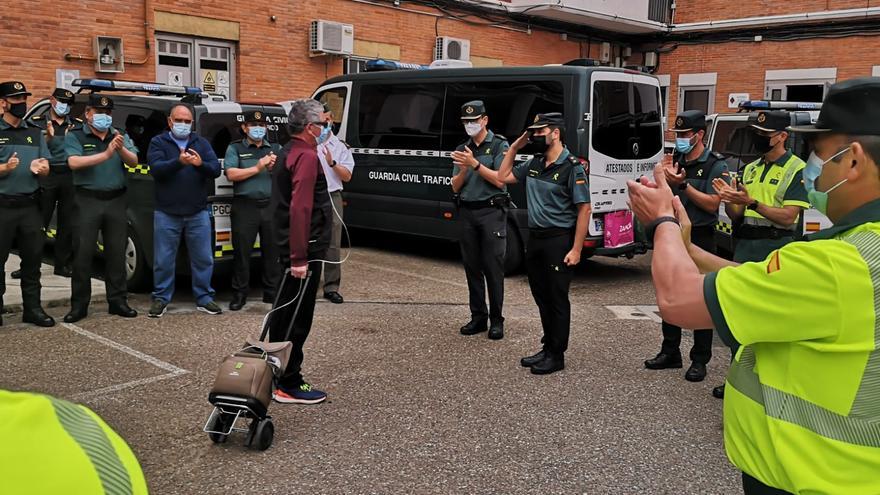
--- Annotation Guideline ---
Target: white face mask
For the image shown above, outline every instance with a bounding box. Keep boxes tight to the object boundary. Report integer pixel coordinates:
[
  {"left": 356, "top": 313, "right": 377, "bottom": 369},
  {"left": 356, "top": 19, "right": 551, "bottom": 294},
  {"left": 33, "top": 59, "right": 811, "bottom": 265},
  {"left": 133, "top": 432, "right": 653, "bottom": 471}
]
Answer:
[{"left": 464, "top": 122, "right": 483, "bottom": 137}]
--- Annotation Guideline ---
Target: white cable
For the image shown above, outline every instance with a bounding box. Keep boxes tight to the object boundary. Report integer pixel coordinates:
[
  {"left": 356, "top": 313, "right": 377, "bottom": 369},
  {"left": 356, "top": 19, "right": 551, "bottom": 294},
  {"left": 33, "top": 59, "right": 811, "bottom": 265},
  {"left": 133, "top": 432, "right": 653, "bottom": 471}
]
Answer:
[
  {"left": 308, "top": 176, "right": 353, "bottom": 266},
  {"left": 259, "top": 273, "right": 308, "bottom": 338}
]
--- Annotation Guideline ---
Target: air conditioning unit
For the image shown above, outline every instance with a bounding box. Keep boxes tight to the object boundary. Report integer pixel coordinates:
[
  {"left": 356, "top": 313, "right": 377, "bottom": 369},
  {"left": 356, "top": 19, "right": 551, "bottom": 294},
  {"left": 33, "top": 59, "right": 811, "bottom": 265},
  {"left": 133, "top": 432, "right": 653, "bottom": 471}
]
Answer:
[
  {"left": 599, "top": 42, "right": 612, "bottom": 63},
  {"left": 435, "top": 36, "right": 471, "bottom": 61},
  {"left": 310, "top": 20, "right": 354, "bottom": 56}
]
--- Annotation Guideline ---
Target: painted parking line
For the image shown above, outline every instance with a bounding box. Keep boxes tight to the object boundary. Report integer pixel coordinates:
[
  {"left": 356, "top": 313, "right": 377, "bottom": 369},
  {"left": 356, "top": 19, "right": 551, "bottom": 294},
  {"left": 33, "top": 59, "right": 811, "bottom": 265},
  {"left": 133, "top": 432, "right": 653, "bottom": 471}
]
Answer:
[
  {"left": 605, "top": 305, "right": 662, "bottom": 323},
  {"left": 62, "top": 322, "right": 189, "bottom": 401}
]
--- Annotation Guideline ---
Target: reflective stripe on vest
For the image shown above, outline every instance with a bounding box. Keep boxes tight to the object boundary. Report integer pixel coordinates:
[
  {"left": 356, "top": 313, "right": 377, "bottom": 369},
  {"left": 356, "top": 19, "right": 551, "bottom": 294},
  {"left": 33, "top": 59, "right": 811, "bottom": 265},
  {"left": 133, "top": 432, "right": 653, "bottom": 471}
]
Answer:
[
  {"left": 50, "top": 397, "right": 134, "bottom": 495},
  {"left": 727, "top": 229, "right": 880, "bottom": 448}
]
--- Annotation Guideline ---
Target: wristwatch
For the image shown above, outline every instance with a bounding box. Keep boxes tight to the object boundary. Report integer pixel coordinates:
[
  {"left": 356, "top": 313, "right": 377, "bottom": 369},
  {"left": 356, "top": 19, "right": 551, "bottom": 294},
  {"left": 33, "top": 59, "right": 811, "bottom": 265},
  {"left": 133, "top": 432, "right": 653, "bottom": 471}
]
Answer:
[
  {"left": 747, "top": 200, "right": 759, "bottom": 210},
  {"left": 330, "top": 160, "right": 337, "bottom": 168},
  {"left": 472, "top": 162, "right": 481, "bottom": 171},
  {"left": 678, "top": 182, "right": 688, "bottom": 191},
  {"left": 645, "top": 216, "right": 681, "bottom": 241}
]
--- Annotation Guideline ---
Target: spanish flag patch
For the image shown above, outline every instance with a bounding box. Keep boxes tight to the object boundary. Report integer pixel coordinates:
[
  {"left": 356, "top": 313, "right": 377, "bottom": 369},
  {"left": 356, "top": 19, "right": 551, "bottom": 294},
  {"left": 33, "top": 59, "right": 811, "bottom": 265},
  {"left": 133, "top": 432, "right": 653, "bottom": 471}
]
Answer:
[
  {"left": 767, "top": 251, "right": 781, "bottom": 274},
  {"left": 575, "top": 179, "right": 586, "bottom": 185}
]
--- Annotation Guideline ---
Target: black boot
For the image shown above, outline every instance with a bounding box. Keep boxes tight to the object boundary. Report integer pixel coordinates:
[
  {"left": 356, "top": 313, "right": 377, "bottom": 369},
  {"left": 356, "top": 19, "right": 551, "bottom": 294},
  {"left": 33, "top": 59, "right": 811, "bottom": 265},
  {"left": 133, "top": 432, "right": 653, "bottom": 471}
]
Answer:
[
  {"left": 459, "top": 318, "right": 488, "bottom": 335},
  {"left": 63, "top": 307, "right": 88, "bottom": 323},
  {"left": 488, "top": 320, "right": 504, "bottom": 340},
  {"left": 23, "top": 307, "right": 55, "bottom": 327},
  {"left": 520, "top": 349, "right": 546, "bottom": 368},
  {"left": 685, "top": 362, "right": 707, "bottom": 382},
  {"left": 109, "top": 302, "right": 138, "bottom": 318},
  {"left": 229, "top": 293, "right": 247, "bottom": 311},
  {"left": 531, "top": 353, "right": 565, "bottom": 375},
  {"left": 712, "top": 384, "right": 725, "bottom": 399},
  {"left": 644, "top": 352, "right": 683, "bottom": 370}
]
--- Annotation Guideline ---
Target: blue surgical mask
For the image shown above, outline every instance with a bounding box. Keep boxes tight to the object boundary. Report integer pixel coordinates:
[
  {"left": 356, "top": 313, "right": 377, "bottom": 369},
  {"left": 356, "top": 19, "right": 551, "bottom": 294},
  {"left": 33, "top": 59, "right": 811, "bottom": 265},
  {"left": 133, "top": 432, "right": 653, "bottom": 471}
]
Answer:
[
  {"left": 171, "top": 122, "right": 192, "bottom": 139},
  {"left": 247, "top": 126, "right": 267, "bottom": 141},
  {"left": 804, "top": 146, "right": 851, "bottom": 216},
  {"left": 91, "top": 113, "right": 112, "bottom": 132},
  {"left": 675, "top": 136, "right": 696, "bottom": 154},
  {"left": 53, "top": 102, "right": 70, "bottom": 116},
  {"left": 316, "top": 124, "right": 331, "bottom": 145}
]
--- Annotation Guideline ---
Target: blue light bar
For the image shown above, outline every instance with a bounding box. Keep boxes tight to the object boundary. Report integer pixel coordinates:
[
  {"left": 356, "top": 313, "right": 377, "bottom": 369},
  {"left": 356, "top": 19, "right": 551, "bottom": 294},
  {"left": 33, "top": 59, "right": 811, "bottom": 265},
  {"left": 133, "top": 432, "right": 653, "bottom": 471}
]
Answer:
[
  {"left": 72, "top": 78, "right": 201, "bottom": 96},
  {"left": 364, "top": 59, "right": 428, "bottom": 72},
  {"left": 739, "top": 100, "right": 822, "bottom": 111}
]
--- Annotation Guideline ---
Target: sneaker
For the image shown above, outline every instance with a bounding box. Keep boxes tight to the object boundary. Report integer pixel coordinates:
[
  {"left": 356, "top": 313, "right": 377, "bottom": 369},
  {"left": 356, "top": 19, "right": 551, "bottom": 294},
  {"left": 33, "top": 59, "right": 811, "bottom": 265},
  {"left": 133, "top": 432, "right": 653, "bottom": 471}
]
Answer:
[
  {"left": 273, "top": 383, "right": 327, "bottom": 405},
  {"left": 197, "top": 301, "right": 222, "bottom": 315},
  {"left": 148, "top": 299, "right": 167, "bottom": 318}
]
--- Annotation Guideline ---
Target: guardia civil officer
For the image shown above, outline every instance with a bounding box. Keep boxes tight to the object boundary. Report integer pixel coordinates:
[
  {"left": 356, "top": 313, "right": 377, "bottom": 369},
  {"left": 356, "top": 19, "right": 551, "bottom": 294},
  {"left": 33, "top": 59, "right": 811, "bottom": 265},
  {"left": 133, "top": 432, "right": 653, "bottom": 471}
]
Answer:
[
  {"left": 0, "top": 81, "right": 54, "bottom": 327},
  {"left": 225, "top": 110, "right": 283, "bottom": 311},
  {"left": 28, "top": 88, "right": 77, "bottom": 278},
  {"left": 628, "top": 77, "right": 880, "bottom": 495},
  {"left": 64, "top": 94, "right": 139, "bottom": 323},
  {"left": 450, "top": 100, "right": 510, "bottom": 340},
  {"left": 709, "top": 110, "right": 809, "bottom": 399},
  {"left": 497, "top": 113, "right": 590, "bottom": 374},
  {"left": 643, "top": 110, "right": 729, "bottom": 383}
]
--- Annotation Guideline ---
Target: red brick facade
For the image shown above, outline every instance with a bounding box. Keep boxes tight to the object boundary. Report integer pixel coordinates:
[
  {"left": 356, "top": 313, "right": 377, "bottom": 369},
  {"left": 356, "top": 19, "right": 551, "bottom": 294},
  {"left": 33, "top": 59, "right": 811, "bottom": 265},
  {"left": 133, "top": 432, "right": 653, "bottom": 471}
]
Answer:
[
  {"left": 2, "top": 0, "right": 585, "bottom": 103},
  {"left": 673, "top": 0, "right": 880, "bottom": 23}
]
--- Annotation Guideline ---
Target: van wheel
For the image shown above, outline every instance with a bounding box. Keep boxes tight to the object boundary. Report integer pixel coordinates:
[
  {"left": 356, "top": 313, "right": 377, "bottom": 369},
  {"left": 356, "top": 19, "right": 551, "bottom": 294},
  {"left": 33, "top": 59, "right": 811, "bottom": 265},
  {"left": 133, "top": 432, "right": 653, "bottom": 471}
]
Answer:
[
  {"left": 504, "top": 229, "right": 523, "bottom": 276},
  {"left": 126, "top": 228, "right": 148, "bottom": 292}
]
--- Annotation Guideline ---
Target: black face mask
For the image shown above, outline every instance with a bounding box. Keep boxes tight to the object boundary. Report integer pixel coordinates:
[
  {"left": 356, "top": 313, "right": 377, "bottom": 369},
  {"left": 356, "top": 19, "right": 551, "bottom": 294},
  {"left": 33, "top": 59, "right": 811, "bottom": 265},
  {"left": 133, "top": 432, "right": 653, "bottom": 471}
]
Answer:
[
  {"left": 6, "top": 101, "right": 27, "bottom": 119},
  {"left": 753, "top": 133, "right": 776, "bottom": 154},
  {"left": 529, "top": 133, "right": 550, "bottom": 154}
]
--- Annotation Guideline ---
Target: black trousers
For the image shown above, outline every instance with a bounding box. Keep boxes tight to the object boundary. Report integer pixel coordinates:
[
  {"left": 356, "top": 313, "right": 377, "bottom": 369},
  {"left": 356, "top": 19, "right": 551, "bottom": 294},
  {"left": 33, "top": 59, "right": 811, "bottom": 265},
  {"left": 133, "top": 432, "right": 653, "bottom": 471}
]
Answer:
[
  {"left": 71, "top": 193, "right": 128, "bottom": 309},
  {"left": 659, "top": 225, "right": 715, "bottom": 365},
  {"left": 526, "top": 229, "right": 574, "bottom": 357},
  {"left": 742, "top": 473, "right": 792, "bottom": 495},
  {"left": 459, "top": 206, "right": 506, "bottom": 324},
  {"left": 267, "top": 258, "right": 324, "bottom": 390},
  {"left": 230, "top": 197, "right": 281, "bottom": 299},
  {"left": 0, "top": 202, "right": 44, "bottom": 312},
  {"left": 40, "top": 170, "right": 75, "bottom": 270}
]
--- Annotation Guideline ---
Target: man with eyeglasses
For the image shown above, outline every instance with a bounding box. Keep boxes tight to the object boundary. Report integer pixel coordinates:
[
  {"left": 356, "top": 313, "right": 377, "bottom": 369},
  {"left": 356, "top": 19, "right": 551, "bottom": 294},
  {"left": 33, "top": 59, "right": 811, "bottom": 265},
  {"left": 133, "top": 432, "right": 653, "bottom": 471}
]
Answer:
[{"left": 146, "top": 102, "right": 222, "bottom": 318}]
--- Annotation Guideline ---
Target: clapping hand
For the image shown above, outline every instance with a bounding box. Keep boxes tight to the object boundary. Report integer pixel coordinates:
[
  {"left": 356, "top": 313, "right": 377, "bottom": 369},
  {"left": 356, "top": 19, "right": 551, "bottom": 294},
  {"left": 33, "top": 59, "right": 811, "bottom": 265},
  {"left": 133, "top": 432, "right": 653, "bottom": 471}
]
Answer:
[
  {"left": 30, "top": 158, "right": 49, "bottom": 176},
  {"left": 182, "top": 148, "right": 202, "bottom": 167},
  {"left": 451, "top": 146, "right": 477, "bottom": 169},
  {"left": 663, "top": 154, "right": 686, "bottom": 187},
  {"left": 712, "top": 176, "right": 752, "bottom": 205},
  {"left": 5, "top": 152, "right": 19, "bottom": 171}
]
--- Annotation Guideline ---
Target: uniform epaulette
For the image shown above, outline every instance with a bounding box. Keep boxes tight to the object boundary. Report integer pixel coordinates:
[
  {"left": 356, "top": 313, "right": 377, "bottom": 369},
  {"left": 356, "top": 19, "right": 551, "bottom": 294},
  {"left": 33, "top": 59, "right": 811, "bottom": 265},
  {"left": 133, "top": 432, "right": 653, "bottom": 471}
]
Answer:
[
  {"left": 494, "top": 134, "right": 507, "bottom": 141},
  {"left": 711, "top": 151, "right": 726, "bottom": 160},
  {"left": 339, "top": 139, "right": 351, "bottom": 149},
  {"left": 31, "top": 115, "right": 43, "bottom": 121},
  {"left": 566, "top": 154, "right": 581, "bottom": 166}
]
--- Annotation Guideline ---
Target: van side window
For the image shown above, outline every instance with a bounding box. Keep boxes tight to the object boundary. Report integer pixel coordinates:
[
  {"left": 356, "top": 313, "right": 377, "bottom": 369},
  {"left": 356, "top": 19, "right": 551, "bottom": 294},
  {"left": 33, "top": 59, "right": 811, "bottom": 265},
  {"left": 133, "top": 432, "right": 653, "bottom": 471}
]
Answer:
[
  {"left": 113, "top": 107, "right": 166, "bottom": 164},
  {"left": 592, "top": 80, "right": 632, "bottom": 160},
  {"left": 357, "top": 84, "right": 444, "bottom": 150},
  {"left": 314, "top": 87, "right": 347, "bottom": 135},
  {"left": 632, "top": 83, "right": 663, "bottom": 159},
  {"left": 441, "top": 81, "right": 564, "bottom": 152}
]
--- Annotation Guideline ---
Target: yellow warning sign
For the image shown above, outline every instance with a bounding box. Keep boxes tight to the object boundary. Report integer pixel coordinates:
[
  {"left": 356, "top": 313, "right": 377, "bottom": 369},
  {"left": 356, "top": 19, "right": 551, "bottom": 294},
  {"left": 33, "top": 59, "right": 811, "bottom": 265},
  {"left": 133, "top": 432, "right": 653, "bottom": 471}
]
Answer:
[{"left": 202, "top": 70, "right": 217, "bottom": 92}]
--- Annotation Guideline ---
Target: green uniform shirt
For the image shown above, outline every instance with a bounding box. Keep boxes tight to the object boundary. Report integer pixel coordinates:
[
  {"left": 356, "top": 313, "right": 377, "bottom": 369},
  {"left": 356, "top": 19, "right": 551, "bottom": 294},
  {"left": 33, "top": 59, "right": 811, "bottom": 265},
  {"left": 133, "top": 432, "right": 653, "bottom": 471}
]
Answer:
[
  {"left": 28, "top": 114, "right": 73, "bottom": 169},
  {"left": 512, "top": 147, "right": 590, "bottom": 229},
  {"left": 452, "top": 130, "right": 508, "bottom": 202},
  {"left": 0, "top": 118, "right": 51, "bottom": 195},
  {"left": 0, "top": 390, "right": 148, "bottom": 494},
  {"left": 704, "top": 199, "right": 880, "bottom": 494},
  {"left": 223, "top": 138, "right": 281, "bottom": 199},
  {"left": 65, "top": 125, "right": 137, "bottom": 191},
  {"left": 673, "top": 148, "right": 729, "bottom": 227}
]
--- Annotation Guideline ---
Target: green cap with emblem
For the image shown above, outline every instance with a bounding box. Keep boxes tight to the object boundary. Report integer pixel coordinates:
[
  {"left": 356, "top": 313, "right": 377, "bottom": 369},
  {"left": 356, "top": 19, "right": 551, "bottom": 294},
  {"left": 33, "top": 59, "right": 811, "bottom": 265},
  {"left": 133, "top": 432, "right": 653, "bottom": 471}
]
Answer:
[
  {"left": 87, "top": 93, "right": 113, "bottom": 110},
  {"left": 670, "top": 110, "right": 706, "bottom": 133},
  {"left": 242, "top": 110, "right": 265, "bottom": 124},
  {"left": 749, "top": 110, "right": 789, "bottom": 132},
  {"left": 0, "top": 81, "right": 32, "bottom": 98},
  {"left": 51, "top": 87, "right": 75, "bottom": 104},
  {"left": 527, "top": 112, "right": 564, "bottom": 129},
  {"left": 461, "top": 100, "right": 486, "bottom": 120}
]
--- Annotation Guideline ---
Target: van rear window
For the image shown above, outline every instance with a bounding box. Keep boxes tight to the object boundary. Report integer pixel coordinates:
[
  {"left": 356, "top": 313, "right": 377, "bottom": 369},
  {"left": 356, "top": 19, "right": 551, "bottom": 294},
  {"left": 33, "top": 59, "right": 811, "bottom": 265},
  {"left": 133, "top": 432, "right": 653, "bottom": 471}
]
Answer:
[{"left": 592, "top": 80, "right": 663, "bottom": 160}]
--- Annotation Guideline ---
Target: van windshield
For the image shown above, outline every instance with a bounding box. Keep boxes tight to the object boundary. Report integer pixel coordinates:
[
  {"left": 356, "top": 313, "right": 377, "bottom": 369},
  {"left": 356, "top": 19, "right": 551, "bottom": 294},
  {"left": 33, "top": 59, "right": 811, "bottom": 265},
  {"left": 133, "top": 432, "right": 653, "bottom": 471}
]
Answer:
[{"left": 711, "top": 120, "right": 760, "bottom": 173}]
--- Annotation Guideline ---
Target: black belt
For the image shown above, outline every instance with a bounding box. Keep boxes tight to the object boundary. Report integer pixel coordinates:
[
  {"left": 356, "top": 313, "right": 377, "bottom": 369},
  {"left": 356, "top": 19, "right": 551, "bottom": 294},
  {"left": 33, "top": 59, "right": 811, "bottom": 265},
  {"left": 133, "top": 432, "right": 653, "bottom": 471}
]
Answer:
[
  {"left": 75, "top": 186, "right": 126, "bottom": 200},
  {"left": 0, "top": 191, "right": 40, "bottom": 207},
  {"left": 234, "top": 196, "right": 271, "bottom": 208},
  {"left": 529, "top": 227, "right": 573, "bottom": 239},
  {"left": 49, "top": 165, "right": 72, "bottom": 174},
  {"left": 737, "top": 224, "right": 796, "bottom": 240},
  {"left": 459, "top": 194, "right": 510, "bottom": 209}
]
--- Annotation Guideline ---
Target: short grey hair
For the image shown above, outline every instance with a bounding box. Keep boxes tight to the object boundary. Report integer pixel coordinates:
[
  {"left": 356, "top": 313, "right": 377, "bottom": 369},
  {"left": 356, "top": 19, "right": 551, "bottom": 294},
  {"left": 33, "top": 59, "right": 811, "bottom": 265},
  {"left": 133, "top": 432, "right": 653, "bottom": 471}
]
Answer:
[{"left": 288, "top": 99, "right": 324, "bottom": 134}]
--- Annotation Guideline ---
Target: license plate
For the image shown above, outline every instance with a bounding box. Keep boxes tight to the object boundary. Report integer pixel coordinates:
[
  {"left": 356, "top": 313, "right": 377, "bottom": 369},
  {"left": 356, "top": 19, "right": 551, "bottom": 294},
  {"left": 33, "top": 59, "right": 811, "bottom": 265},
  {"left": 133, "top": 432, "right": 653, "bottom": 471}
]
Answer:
[{"left": 211, "top": 203, "right": 231, "bottom": 217}]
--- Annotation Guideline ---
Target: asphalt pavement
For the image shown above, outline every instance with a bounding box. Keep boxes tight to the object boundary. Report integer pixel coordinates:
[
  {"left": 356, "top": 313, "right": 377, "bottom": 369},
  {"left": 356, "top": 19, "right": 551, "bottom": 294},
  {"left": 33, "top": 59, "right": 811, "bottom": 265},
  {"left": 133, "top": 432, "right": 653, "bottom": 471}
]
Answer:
[{"left": 0, "top": 233, "right": 739, "bottom": 494}]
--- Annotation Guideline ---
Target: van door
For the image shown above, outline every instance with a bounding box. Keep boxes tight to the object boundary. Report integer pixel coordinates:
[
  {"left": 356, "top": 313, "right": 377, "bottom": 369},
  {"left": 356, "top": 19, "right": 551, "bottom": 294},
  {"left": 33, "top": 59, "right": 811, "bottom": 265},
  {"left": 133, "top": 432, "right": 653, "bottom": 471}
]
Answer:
[
  {"left": 313, "top": 82, "right": 353, "bottom": 141},
  {"left": 344, "top": 82, "right": 449, "bottom": 237},
  {"left": 588, "top": 71, "right": 664, "bottom": 238}
]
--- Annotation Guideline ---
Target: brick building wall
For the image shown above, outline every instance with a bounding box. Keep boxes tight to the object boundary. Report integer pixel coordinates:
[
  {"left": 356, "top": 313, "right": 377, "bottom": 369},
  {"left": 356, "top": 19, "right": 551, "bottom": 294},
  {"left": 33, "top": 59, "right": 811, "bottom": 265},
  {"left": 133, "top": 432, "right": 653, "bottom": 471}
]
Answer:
[
  {"left": 1, "top": 0, "right": 586, "bottom": 102},
  {"left": 672, "top": 0, "right": 880, "bottom": 23}
]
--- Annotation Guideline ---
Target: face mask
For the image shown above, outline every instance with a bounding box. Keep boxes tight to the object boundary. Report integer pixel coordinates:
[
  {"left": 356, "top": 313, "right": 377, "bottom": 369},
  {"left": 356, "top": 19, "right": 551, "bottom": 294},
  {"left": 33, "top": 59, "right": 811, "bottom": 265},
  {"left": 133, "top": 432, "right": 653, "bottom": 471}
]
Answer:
[
  {"left": 804, "top": 146, "right": 851, "bottom": 215},
  {"left": 529, "top": 132, "right": 550, "bottom": 154},
  {"left": 247, "top": 126, "right": 267, "bottom": 141},
  {"left": 171, "top": 122, "right": 192, "bottom": 139},
  {"left": 464, "top": 122, "right": 482, "bottom": 137},
  {"left": 753, "top": 133, "right": 774, "bottom": 154},
  {"left": 7, "top": 101, "right": 27, "bottom": 119},
  {"left": 53, "top": 102, "right": 70, "bottom": 116},
  {"left": 315, "top": 123, "right": 330, "bottom": 145},
  {"left": 675, "top": 135, "right": 696, "bottom": 154},
  {"left": 91, "top": 113, "right": 112, "bottom": 132}
]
